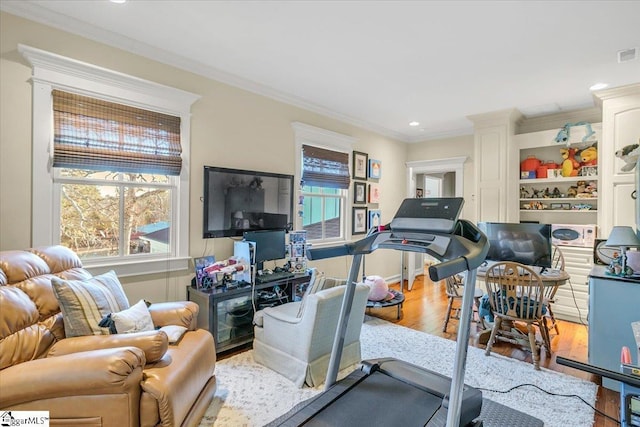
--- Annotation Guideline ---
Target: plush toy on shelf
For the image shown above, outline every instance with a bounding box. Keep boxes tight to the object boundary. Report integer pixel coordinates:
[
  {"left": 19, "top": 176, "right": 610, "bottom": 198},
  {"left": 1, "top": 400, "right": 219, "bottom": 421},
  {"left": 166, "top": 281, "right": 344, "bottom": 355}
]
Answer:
[
  {"left": 615, "top": 142, "right": 640, "bottom": 172},
  {"left": 560, "top": 147, "right": 580, "bottom": 177},
  {"left": 578, "top": 144, "right": 598, "bottom": 167}
]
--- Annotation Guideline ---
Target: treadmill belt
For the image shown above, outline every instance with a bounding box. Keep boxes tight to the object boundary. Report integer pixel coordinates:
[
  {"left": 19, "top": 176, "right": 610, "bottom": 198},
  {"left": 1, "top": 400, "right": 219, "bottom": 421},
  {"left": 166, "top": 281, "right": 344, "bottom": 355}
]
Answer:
[{"left": 304, "top": 371, "right": 443, "bottom": 426}]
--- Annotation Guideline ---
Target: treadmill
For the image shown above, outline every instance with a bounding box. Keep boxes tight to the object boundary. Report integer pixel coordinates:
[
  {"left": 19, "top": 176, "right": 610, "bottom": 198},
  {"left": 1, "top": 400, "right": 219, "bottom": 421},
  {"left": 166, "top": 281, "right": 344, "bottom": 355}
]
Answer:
[{"left": 277, "top": 198, "right": 489, "bottom": 427}]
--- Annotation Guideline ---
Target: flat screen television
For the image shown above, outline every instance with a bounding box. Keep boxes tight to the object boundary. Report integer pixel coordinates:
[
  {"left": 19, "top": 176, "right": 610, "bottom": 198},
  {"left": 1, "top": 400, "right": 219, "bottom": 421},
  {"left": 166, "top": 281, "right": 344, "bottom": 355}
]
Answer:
[
  {"left": 243, "top": 230, "right": 286, "bottom": 271},
  {"left": 478, "top": 222, "right": 552, "bottom": 269},
  {"left": 203, "top": 166, "right": 294, "bottom": 238}
]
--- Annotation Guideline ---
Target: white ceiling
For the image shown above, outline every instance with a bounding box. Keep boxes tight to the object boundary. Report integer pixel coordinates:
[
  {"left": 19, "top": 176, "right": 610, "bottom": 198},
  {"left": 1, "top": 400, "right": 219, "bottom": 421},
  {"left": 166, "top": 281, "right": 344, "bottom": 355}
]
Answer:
[{"left": 2, "top": 0, "right": 639, "bottom": 142}]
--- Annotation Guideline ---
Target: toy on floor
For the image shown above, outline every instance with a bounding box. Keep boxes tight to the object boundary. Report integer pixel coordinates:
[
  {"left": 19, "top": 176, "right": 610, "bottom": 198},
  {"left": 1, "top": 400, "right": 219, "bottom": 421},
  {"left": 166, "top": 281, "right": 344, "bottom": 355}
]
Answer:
[{"left": 364, "top": 275, "right": 394, "bottom": 301}]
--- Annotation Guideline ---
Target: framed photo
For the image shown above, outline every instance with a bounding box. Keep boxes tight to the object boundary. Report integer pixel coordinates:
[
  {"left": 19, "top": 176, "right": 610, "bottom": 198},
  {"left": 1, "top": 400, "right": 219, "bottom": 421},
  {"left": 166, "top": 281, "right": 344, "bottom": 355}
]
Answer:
[
  {"left": 368, "top": 209, "right": 381, "bottom": 229},
  {"left": 368, "top": 183, "right": 380, "bottom": 203},
  {"left": 352, "top": 207, "right": 368, "bottom": 235},
  {"left": 550, "top": 202, "right": 571, "bottom": 210},
  {"left": 368, "top": 159, "right": 382, "bottom": 179},
  {"left": 352, "top": 151, "right": 368, "bottom": 180},
  {"left": 353, "top": 181, "right": 367, "bottom": 204},
  {"left": 416, "top": 188, "right": 424, "bottom": 198}
]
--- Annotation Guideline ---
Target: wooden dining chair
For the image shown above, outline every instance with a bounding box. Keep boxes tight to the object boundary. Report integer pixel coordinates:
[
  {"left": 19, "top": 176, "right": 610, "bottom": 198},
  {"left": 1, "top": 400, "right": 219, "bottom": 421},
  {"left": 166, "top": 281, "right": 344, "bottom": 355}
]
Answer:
[
  {"left": 442, "top": 274, "right": 485, "bottom": 332},
  {"left": 483, "top": 261, "right": 551, "bottom": 370}
]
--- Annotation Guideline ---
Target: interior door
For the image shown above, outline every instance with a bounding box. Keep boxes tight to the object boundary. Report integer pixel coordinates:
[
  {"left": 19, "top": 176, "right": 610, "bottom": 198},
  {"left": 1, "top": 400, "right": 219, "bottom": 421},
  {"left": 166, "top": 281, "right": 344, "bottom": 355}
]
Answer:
[
  {"left": 405, "top": 158, "right": 466, "bottom": 291},
  {"left": 406, "top": 175, "right": 443, "bottom": 290}
]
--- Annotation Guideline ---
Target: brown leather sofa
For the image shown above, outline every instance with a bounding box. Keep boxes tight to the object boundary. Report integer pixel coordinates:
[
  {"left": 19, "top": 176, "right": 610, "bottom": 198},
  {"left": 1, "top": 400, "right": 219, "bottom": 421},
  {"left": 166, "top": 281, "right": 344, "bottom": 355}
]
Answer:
[{"left": 0, "top": 246, "right": 216, "bottom": 427}]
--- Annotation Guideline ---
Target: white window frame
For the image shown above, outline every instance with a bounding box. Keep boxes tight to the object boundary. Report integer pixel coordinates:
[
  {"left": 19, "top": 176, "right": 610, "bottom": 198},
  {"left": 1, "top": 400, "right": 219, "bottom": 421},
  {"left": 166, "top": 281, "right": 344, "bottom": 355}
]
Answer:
[
  {"left": 20, "top": 44, "right": 200, "bottom": 277},
  {"left": 292, "top": 122, "right": 357, "bottom": 245}
]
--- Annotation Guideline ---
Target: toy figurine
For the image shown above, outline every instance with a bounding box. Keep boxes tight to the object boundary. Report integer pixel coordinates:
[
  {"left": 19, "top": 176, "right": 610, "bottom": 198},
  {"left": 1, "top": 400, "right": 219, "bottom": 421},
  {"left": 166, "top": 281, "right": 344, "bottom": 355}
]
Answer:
[{"left": 615, "top": 142, "right": 640, "bottom": 172}]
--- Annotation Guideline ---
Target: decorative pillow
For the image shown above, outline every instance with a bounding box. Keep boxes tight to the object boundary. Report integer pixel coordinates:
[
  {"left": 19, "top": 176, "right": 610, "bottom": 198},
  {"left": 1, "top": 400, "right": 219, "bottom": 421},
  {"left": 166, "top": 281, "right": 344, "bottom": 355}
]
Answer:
[
  {"left": 159, "top": 325, "right": 188, "bottom": 344},
  {"left": 110, "top": 299, "right": 155, "bottom": 334},
  {"left": 51, "top": 270, "right": 130, "bottom": 337},
  {"left": 296, "top": 273, "right": 325, "bottom": 317},
  {"left": 295, "top": 273, "right": 347, "bottom": 317}
]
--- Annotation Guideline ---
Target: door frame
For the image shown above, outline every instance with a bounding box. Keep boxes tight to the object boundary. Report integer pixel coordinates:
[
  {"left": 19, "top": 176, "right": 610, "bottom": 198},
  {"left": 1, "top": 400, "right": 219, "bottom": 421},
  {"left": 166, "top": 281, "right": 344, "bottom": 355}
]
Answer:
[{"left": 404, "top": 156, "right": 467, "bottom": 290}]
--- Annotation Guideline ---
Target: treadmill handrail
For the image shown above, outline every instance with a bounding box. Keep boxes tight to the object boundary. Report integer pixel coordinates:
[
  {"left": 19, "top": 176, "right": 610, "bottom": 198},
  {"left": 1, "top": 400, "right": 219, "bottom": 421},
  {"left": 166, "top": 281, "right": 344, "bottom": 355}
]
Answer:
[{"left": 306, "top": 219, "right": 489, "bottom": 282}]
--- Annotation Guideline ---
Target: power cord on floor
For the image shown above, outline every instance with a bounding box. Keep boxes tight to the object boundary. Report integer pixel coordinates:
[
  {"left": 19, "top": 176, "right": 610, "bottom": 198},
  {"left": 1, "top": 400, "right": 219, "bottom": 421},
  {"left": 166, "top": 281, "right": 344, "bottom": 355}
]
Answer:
[
  {"left": 476, "top": 383, "right": 620, "bottom": 425},
  {"left": 566, "top": 277, "right": 588, "bottom": 327}
]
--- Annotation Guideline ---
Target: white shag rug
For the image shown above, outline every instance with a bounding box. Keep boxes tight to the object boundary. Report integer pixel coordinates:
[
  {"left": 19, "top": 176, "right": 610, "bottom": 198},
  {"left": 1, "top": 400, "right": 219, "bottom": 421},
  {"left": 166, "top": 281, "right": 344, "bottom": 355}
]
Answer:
[{"left": 200, "top": 318, "right": 597, "bottom": 427}]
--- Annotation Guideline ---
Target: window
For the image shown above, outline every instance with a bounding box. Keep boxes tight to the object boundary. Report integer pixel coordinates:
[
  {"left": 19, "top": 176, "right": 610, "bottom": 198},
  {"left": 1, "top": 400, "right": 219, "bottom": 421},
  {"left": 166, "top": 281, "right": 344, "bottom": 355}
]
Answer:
[
  {"left": 52, "top": 91, "right": 178, "bottom": 259},
  {"left": 21, "top": 44, "right": 200, "bottom": 275},
  {"left": 292, "top": 123, "right": 357, "bottom": 243}
]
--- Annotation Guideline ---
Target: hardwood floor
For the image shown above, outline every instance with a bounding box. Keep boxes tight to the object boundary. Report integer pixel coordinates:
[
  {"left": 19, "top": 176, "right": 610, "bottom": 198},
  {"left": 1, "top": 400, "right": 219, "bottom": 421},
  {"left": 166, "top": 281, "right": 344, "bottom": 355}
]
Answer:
[{"left": 366, "top": 275, "right": 620, "bottom": 427}]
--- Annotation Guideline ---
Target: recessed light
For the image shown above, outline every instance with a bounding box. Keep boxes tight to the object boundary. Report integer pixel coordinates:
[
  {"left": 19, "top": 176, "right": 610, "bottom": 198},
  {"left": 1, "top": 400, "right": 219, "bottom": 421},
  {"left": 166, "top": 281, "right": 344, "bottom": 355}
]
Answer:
[
  {"left": 409, "top": 121, "right": 420, "bottom": 127},
  {"left": 110, "top": 0, "right": 127, "bottom": 4},
  {"left": 589, "top": 83, "right": 608, "bottom": 91}
]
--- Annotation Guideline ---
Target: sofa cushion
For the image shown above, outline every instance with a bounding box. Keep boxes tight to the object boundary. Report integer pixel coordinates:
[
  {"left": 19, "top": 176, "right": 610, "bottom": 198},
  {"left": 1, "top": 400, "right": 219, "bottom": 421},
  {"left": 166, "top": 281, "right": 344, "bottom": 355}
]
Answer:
[{"left": 51, "top": 270, "right": 130, "bottom": 337}]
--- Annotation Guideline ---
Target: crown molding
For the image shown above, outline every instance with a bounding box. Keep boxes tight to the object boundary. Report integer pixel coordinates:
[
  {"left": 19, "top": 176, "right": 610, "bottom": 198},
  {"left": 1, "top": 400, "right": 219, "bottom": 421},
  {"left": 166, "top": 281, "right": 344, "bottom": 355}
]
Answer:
[
  {"left": 592, "top": 82, "right": 640, "bottom": 106},
  {"left": 516, "top": 107, "right": 602, "bottom": 135},
  {"left": 466, "top": 108, "right": 523, "bottom": 128}
]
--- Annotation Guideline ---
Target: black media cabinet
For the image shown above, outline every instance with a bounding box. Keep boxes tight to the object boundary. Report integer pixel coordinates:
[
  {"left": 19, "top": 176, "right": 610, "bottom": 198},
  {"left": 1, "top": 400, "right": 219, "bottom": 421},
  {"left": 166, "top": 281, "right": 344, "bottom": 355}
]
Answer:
[{"left": 187, "top": 273, "right": 311, "bottom": 354}]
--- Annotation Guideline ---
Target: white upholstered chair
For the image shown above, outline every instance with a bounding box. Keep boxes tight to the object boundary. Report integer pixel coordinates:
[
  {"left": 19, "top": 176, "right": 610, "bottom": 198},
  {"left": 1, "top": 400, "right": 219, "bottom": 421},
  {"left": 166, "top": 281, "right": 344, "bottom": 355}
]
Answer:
[{"left": 252, "top": 276, "right": 369, "bottom": 388}]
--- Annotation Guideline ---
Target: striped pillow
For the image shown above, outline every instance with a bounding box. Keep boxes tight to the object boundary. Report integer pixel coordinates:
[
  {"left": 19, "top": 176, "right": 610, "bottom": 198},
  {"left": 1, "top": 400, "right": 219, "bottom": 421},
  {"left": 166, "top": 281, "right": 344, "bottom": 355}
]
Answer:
[{"left": 51, "top": 270, "right": 130, "bottom": 337}]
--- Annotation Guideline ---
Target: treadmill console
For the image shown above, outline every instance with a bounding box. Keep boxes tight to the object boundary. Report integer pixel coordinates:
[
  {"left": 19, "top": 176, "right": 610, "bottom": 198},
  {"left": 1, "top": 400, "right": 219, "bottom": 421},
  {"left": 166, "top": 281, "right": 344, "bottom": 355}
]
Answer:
[{"left": 390, "top": 198, "right": 464, "bottom": 233}]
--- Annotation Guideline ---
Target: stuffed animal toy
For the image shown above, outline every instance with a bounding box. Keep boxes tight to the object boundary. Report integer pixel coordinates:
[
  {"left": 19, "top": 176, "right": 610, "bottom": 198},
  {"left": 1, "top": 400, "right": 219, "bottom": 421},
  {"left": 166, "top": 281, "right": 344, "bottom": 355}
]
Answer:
[
  {"left": 364, "top": 275, "right": 394, "bottom": 302},
  {"left": 554, "top": 121, "right": 596, "bottom": 144},
  {"left": 615, "top": 143, "right": 640, "bottom": 172},
  {"left": 560, "top": 147, "right": 580, "bottom": 177},
  {"left": 579, "top": 145, "right": 597, "bottom": 166}
]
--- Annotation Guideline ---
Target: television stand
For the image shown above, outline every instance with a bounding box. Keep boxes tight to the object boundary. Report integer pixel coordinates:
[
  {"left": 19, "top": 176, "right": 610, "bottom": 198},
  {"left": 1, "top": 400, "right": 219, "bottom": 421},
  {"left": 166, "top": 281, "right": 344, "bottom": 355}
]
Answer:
[{"left": 187, "top": 272, "right": 310, "bottom": 354}]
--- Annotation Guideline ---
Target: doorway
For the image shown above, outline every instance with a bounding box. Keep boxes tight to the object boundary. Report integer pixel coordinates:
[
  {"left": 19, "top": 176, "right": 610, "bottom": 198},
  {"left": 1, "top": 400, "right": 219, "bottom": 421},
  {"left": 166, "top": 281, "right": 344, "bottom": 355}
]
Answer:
[{"left": 404, "top": 157, "right": 467, "bottom": 290}]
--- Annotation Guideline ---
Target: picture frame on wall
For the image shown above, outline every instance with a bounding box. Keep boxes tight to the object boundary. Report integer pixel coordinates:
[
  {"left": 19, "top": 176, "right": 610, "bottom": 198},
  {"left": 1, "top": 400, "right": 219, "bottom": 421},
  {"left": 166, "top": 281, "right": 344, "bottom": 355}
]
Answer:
[
  {"left": 352, "top": 206, "right": 368, "bottom": 235},
  {"left": 368, "top": 182, "right": 380, "bottom": 203},
  {"left": 353, "top": 181, "right": 366, "bottom": 204},
  {"left": 368, "top": 209, "right": 381, "bottom": 230},
  {"left": 368, "top": 159, "right": 382, "bottom": 179},
  {"left": 353, "top": 151, "right": 368, "bottom": 180},
  {"left": 416, "top": 188, "right": 424, "bottom": 198}
]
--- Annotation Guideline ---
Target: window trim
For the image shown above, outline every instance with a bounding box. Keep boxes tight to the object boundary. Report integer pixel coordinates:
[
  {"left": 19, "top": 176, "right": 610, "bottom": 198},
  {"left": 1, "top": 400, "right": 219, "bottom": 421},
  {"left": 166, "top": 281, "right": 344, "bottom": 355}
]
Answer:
[
  {"left": 20, "top": 44, "right": 200, "bottom": 276},
  {"left": 291, "top": 122, "right": 357, "bottom": 244}
]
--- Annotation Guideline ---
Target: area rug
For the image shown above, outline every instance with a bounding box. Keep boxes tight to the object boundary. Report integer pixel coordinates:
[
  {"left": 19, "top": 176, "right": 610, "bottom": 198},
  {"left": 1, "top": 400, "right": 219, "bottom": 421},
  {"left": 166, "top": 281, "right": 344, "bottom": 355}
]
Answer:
[{"left": 199, "top": 318, "right": 597, "bottom": 427}]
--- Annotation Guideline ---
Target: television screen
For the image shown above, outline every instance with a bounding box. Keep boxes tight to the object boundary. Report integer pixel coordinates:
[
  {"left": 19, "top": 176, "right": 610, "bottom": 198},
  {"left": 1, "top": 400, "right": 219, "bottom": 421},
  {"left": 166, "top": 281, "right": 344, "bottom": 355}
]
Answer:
[
  {"left": 478, "top": 222, "right": 552, "bottom": 268},
  {"left": 203, "top": 166, "right": 294, "bottom": 238}
]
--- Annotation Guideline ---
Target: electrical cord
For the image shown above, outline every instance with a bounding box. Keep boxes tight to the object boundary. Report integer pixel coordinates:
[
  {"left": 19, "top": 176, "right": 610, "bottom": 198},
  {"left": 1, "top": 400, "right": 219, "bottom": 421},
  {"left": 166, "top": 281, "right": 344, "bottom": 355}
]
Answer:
[
  {"left": 476, "top": 383, "right": 620, "bottom": 425},
  {"left": 565, "top": 277, "right": 588, "bottom": 327}
]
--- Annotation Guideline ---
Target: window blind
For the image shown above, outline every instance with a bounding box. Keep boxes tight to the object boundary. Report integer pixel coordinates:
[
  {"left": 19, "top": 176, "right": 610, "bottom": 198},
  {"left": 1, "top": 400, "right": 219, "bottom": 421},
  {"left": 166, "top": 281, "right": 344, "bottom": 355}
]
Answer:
[
  {"left": 52, "top": 90, "right": 182, "bottom": 176},
  {"left": 302, "top": 144, "right": 350, "bottom": 189}
]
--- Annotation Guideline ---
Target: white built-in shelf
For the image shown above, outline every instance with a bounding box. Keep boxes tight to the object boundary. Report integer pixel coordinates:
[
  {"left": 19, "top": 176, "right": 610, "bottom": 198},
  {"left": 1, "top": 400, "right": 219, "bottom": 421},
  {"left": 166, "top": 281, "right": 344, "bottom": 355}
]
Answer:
[
  {"left": 520, "top": 175, "right": 598, "bottom": 185},
  {"left": 520, "top": 209, "right": 597, "bottom": 213}
]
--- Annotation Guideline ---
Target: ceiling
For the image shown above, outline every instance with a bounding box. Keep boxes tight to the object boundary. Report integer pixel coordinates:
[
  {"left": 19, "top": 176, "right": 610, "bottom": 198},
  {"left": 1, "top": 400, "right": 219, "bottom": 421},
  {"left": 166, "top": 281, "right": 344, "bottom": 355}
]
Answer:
[{"left": 2, "top": 1, "right": 639, "bottom": 142}]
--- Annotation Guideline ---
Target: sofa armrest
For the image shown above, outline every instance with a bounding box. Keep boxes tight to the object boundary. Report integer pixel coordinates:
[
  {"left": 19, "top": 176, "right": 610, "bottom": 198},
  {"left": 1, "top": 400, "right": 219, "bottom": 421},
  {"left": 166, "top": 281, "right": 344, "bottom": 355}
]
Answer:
[
  {"left": 48, "top": 330, "right": 168, "bottom": 363},
  {"left": 149, "top": 301, "right": 199, "bottom": 330},
  {"left": 0, "top": 347, "right": 145, "bottom": 408}
]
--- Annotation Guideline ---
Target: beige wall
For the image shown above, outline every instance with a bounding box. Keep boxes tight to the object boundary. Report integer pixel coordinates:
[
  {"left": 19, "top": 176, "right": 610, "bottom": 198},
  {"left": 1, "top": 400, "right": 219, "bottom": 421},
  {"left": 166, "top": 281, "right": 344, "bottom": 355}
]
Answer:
[{"left": 0, "top": 12, "right": 411, "bottom": 301}]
